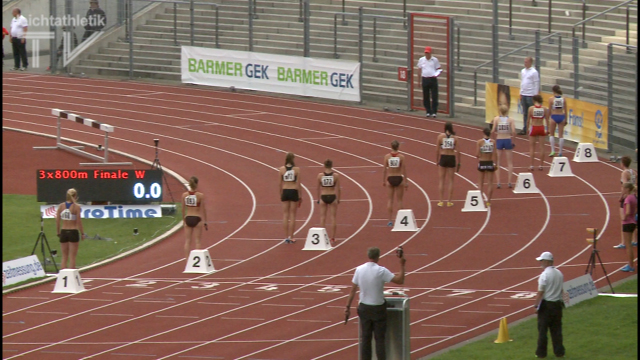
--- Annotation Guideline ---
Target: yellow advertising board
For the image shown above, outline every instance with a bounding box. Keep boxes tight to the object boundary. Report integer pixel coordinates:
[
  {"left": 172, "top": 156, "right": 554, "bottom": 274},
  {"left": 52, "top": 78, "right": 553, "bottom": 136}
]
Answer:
[{"left": 484, "top": 82, "right": 608, "bottom": 149}]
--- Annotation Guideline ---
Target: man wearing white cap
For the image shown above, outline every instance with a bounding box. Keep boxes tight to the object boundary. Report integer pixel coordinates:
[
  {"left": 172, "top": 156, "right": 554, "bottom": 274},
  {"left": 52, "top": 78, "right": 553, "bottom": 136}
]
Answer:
[
  {"left": 416, "top": 46, "right": 442, "bottom": 118},
  {"left": 533, "top": 251, "right": 565, "bottom": 358}
]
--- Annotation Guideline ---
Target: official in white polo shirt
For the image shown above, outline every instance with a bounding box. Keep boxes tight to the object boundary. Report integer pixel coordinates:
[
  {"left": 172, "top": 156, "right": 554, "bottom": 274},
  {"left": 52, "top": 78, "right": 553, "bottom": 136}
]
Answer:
[
  {"left": 533, "top": 251, "right": 566, "bottom": 358},
  {"left": 519, "top": 56, "right": 540, "bottom": 134},
  {"left": 345, "top": 247, "right": 406, "bottom": 360},
  {"left": 416, "top": 46, "right": 442, "bottom": 118},
  {"left": 10, "top": 8, "right": 28, "bottom": 71}
]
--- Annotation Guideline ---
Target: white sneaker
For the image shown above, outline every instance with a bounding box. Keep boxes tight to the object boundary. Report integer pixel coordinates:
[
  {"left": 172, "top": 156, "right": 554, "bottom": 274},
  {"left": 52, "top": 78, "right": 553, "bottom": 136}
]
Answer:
[
  {"left": 426, "top": 113, "right": 431, "bottom": 117},
  {"left": 431, "top": 113, "right": 437, "bottom": 118}
]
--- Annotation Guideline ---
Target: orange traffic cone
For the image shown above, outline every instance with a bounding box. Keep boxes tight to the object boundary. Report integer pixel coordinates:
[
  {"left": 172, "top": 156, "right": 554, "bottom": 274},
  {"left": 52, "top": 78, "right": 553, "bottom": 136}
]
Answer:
[{"left": 494, "top": 317, "right": 513, "bottom": 343}]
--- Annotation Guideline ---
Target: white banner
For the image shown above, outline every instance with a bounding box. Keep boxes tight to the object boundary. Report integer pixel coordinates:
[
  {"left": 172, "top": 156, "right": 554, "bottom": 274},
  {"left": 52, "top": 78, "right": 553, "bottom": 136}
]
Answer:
[
  {"left": 181, "top": 46, "right": 361, "bottom": 102},
  {"left": 562, "top": 274, "right": 598, "bottom": 307},
  {"left": 3, "top": 255, "right": 46, "bottom": 287},
  {"left": 40, "top": 205, "right": 162, "bottom": 219}
]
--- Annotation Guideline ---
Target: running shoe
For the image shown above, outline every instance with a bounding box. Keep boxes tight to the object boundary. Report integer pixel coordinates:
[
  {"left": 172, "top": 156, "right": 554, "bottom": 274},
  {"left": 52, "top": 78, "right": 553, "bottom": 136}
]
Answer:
[
  {"left": 539, "top": 166, "right": 543, "bottom": 171},
  {"left": 632, "top": 242, "right": 638, "bottom": 247},
  {"left": 497, "top": 183, "right": 501, "bottom": 189},
  {"left": 330, "top": 238, "right": 336, "bottom": 246},
  {"left": 621, "top": 265, "right": 635, "bottom": 272},
  {"left": 426, "top": 113, "right": 431, "bottom": 117},
  {"left": 613, "top": 244, "right": 626, "bottom": 249},
  {"left": 431, "top": 113, "right": 437, "bottom": 118},
  {"left": 508, "top": 183, "right": 513, "bottom": 188},
  {"left": 549, "top": 152, "right": 555, "bottom": 157},
  {"left": 284, "top": 238, "right": 291, "bottom": 244},
  {"left": 447, "top": 202, "right": 454, "bottom": 207},
  {"left": 486, "top": 202, "right": 491, "bottom": 207},
  {"left": 437, "top": 202, "right": 444, "bottom": 207},
  {"left": 387, "top": 221, "right": 393, "bottom": 227},
  {"left": 529, "top": 166, "right": 534, "bottom": 171},
  {"left": 558, "top": 152, "right": 563, "bottom": 157}
]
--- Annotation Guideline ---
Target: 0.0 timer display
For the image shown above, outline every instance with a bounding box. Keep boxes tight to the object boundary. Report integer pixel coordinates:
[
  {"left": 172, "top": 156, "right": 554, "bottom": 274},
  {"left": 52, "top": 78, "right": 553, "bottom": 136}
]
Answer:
[{"left": 37, "top": 169, "right": 164, "bottom": 204}]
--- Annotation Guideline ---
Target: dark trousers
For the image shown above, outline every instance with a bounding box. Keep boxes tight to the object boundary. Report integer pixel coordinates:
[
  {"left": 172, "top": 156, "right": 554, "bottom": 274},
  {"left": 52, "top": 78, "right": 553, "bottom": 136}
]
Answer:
[
  {"left": 536, "top": 300, "right": 565, "bottom": 358},
  {"left": 421, "top": 77, "right": 439, "bottom": 115},
  {"left": 521, "top": 95, "right": 534, "bottom": 131},
  {"left": 358, "top": 303, "right": 387, "bottom": 360},
  {"left": 11, "top": 37, "right": 28, "bottom": 68}
]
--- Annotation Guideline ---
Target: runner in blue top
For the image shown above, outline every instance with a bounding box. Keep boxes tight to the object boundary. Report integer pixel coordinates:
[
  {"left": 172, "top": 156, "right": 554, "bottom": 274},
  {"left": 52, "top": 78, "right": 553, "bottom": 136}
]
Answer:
[{"left": 547, "top": 85, "right": 568, "bottom": 157}]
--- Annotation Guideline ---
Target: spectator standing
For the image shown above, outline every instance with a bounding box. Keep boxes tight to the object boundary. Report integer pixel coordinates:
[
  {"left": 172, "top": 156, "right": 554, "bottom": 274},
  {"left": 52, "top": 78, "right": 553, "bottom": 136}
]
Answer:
[
  {"left": 82, "top": 0, "right": 107, "bottom": 42},
  {"left": 345, "top": 247, "right": 406, "bottom": 360},
  {"left": 416, "top": 46, "right": 442, "bottom": 118},
  {"left": 10, "top": 8, "right": 28, "bottom": 71},
  {"left": 533, "top": 251, "right": 565, "bottom": 358},
  {"left": 519, "top": 56, "right": 539, "bottom": 135}
]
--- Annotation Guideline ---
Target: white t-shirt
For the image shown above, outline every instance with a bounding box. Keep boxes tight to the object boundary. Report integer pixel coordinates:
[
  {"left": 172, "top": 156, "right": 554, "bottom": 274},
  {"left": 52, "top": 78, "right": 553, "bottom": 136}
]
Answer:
[
  {"left": 538, "top": 266, "right": 564, "bottom": 302},
  {"left": 520, "top": 66, "right": 540, "bottom": 96},
  {"left": 352, "top": 261, "right": 395, "bottom": 306},
  {"left": 417, "top": 56, "right": 441, "bottom": 78},
  {"left": 10, "top": 15, "right": 28, "bottom": 38}
]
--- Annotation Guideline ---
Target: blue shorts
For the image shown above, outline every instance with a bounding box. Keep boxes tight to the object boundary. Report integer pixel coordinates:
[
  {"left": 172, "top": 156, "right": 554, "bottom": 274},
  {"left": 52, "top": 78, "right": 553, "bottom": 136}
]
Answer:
[
  {"left": 496, "top": 138, "right": 513, "bottom": 150},
  {"left": 551, "top": 114, "right": 565, "bottom": 124}
]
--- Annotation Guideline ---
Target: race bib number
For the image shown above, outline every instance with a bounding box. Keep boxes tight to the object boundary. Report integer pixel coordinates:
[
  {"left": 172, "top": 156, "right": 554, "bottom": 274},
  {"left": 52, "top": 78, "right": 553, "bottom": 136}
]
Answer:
[
  {"left": 442, "top": 138, "right": 455, "bottom": 149},
  {"left": 553, "top": 98, "right": 564, "bottom": 109},
  {"left": 283, "top": 170, "right": 295, "bottom": 182},
  {"left": 532, "top": 108, "right": 545, "bottom": 118},
  {"left": 185, "top": 195, "right": 198, "bottom": 207},
  {"left": 388, "top": 157, "right": 400, "bottom": 168},
  {"left": 321, "top": 176, "right": 334, "bottom": 187},
  {"left": 481, "top": 143, "right": 494, "bottom": 153},
  {"left": 497, "top": 123, "right": 510, "bottom": 132},
  {"left": 60, "top": 209, "right": 73, "bottom": 220}
]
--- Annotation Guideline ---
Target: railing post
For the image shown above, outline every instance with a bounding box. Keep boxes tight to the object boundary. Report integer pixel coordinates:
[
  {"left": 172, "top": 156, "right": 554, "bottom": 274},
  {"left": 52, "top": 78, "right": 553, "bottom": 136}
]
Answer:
[
  {"left": 249, "top": 0, "right": 253, "bottom": 51},
  {"left": 535, "top": 30, "right": 541, "bottom": 78},
  {"left": 215, "top": 5, "right": 219, "bottom": 48},
  {"left": 358, "top": 7, "right": 363, "bottom": 104},
  {"left": 572, "top": 36, "right": 579, "bottom": 99},
  {"left": 474, "top": 71, "right": 478, "bottom": 106},
  {"left": 299, "top": 0, "right": 303, "bottom": 22},
  {"left": 373, "top": 17, "right": 378, "bottom": 62},
  {"left": 581, "top": 0, "right": 586, "bottom": 48},
  {"left": 548, "top": 0, "right": 552, "bottom": 34},
  {"left": 457, "top": 24, "right": 461, "bottom": 70},
  {"left": 50, "top": 0, "right": 57, "bottom": 73},
  {"left": 607, "top": 43, "right": 613, "bottom": 152},
  {"left": 334, "top": 14, "right": 338, "bottom": 58},
  {"left": 509, "top": 0, "right": 514, "bottom": 39},
  {"left": 558, "top": 33, "right": 562, "bottom": 69},
  {"left": 174, "top": 3, "right": 178, "bottom": 46},
  {"left": 342, "top": 0, "right": 347, "bottom": 25},
  {"left": 253, "top": 0, "right": 258, "bottom": 19},
  {"left": 449, "top": 18, "right": 455, "bottom": 117},
  {"left": 403, "top": 0, "right": 407, "bottom": 28},
  {"left": 190, "top": 0, "right": 194, "bottom": 46},
  {"left": 406, "top": 13, "right": 412, "bottom": 111},
  {"left": 303, "top": 0, "right": 310, "bottom": 57},
  {"left": 626, "top": 5, "right": 630, "bottom": 46},
  {"left": 492, "top": 0, "right": 499, "bottom": 83},
  {"left": 128, "top": 0, "right": 133, "bottom": 79}
]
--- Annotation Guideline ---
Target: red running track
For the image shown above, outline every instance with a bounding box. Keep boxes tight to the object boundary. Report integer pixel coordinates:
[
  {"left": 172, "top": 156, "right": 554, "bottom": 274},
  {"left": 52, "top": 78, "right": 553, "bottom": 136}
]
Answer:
[{"left": 2, "top": 73, "right": 634, "bottom": 360}]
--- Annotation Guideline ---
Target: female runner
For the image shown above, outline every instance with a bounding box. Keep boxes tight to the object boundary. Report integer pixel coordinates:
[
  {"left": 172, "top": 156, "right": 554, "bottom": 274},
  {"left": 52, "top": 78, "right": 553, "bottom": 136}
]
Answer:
[
  {"left": 476, "top": 127, "right": 497, "bottom": 206},
  {"left": 279, "top": 152, "right": 301, "bottom": 243},
  {"left": 620, "top": 182, "right": 637, "bottom": 272},
  {"left": 56, "top": 188, "right": 85, "bottom": 269},
  {"left": 181, "top": 176, "right": 208, "bottom": 258},
  {"left": 383, "top": 140, "right": 408, "bottom": 225},
  {"left": 436, "top": 122, "right": 461, "bottom": 207},
  {"left": 491, "top": 104, "right": 516, "bottom": 188},
  {"left": 547, "top": 85, "right": 568, "bottom": 157},
  {"left": 527, "top": 94, "right": 549, "bottom": 170},
  {"left": 316, "top": 159, "right": 341, "bottom": 245},
  {"left": 615, "top": 156, "right": 638, "bottom": 249}
]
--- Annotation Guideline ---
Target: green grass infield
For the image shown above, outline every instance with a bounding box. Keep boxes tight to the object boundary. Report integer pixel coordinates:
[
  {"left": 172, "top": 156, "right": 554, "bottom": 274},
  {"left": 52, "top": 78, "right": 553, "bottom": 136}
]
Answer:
[
  {"left": 426, "top": 278, "right": 637, "bottom": 360},
  {"left": 2, "top": 194, "right": 182, "bottom": 288}
]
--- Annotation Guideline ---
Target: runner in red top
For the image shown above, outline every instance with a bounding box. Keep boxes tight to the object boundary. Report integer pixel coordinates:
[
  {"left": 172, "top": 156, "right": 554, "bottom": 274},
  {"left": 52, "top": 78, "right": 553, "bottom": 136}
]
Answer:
[{"left": 527, "top": 94, "right": 549, "bottom": 171}]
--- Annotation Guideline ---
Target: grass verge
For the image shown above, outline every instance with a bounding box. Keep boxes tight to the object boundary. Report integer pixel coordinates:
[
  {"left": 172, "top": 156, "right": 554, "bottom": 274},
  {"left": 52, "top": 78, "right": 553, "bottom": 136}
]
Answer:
[
  {"left": 426, "top": 278, "right": 637, "bottom": 360},
  {"left": 2, "top": 194, "right": 181, "bottom": 287}
]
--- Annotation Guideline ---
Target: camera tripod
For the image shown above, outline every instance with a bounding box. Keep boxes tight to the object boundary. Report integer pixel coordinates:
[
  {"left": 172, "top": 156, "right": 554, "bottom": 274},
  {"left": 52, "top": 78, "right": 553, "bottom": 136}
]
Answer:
[
  {"left": 31, "top": 213, "right": 59, "bottom": 273},
  {"left": 151, "top": 139, "right": 175, "bottom": 203},
  {"left": 585, "top": 228, "right": 614, "bottom": 293}
]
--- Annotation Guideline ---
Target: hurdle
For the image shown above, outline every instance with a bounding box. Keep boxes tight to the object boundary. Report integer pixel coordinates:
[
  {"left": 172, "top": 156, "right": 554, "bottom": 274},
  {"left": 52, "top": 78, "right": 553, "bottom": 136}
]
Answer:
[{"left": 33, "top": 109, "right": 132, "bottom": 166}]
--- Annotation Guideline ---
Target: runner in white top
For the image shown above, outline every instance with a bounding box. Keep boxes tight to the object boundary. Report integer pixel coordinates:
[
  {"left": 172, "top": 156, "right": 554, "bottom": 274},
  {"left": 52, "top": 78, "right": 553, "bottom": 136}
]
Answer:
[
  {"left": 476, "top": 128, "right": 497, "bottom": 206},
  {"left": 491, "top": 104, "right": 516, "bottom": 189},
  {"left": 547, "top": 85, "right": 568, "bottom": 157}
]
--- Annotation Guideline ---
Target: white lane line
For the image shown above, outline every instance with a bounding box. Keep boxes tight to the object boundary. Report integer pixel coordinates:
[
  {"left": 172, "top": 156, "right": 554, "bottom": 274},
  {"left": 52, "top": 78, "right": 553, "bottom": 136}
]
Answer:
[
  {"left": 197, "top": 302, "right": 241, "bottom": 306},
  {"left": 221, "top": 317, "right": 264, "bottom": 321},
  {"left": 6, "top": 297, "right": 50, "bottom": 300},
  {"left": 458, "top": 310, "right": 503, "bottom": 314},
  {"left": 90, "top": 314, "right": 134, "bottom": 317},
  {"left": 262, "top": 304, "right": 306, "bottom": 307},
  {"left": 156, "top": 316, "right": 199, "bottom": 319},
  {"left": 102, "top": 292, "right": 123, "bottom": 295},
  {"left": 287, "top": 319, "right": 332, "bottom": 323},
  {"left": 70, "top": 298, "right": 112, "bottom": 302},
  {"left": 420, "top": 324, "right": 467, "bottom": 328},
  {"left": 26, "top": 311, "right": 69, "bottom": 315}
]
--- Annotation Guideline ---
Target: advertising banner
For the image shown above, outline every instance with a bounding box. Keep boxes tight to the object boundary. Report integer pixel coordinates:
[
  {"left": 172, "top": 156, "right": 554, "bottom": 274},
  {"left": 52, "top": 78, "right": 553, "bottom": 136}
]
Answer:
[
  {"left": 562, "top": 274, "right": 598, "bottom": 307},
  {"left": 181, "top": 46, "right": 361, "bottom": 102},
  {"left": 3, "top": 255, "right": 46, "bottom": 287},
  {"left": 40, "top": 204, "right": 162, "bottom": 219},
  {"left": 484, "top": 82, "right": 608, "bottom": 149}
]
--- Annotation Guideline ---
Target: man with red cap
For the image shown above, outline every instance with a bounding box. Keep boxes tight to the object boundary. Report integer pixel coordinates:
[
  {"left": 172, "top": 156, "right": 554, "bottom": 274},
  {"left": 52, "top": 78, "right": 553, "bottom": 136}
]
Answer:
[{"left": 416, "top": 46, "right": 442, "bottom": 118}]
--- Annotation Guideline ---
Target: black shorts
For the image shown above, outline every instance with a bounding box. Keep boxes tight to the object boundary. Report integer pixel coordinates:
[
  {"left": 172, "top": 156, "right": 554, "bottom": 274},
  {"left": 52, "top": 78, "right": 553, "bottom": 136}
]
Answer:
[
  {"left": 281, "top": 189, "right": 299, "bottom": 202},
  {"left": 478, "top": 160, "right": 495, "bottom": 172},
  {"left": 321, "top": 194, "right": 337, "bottom": 204},
  {"left": 439, "top": 155, "right": 456, "bottom": 168},
  {"left": 387, "top": 176, "right": 403, "bottom": 187},
  {"left": 184, "top": 216, "right": 201, "bottom": 228},
  {"left": 622, "top": 223, "right": 637, "bottom": 233},
  {"left": 60, "top": 229, "right": 80, "bottom": 243}
]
